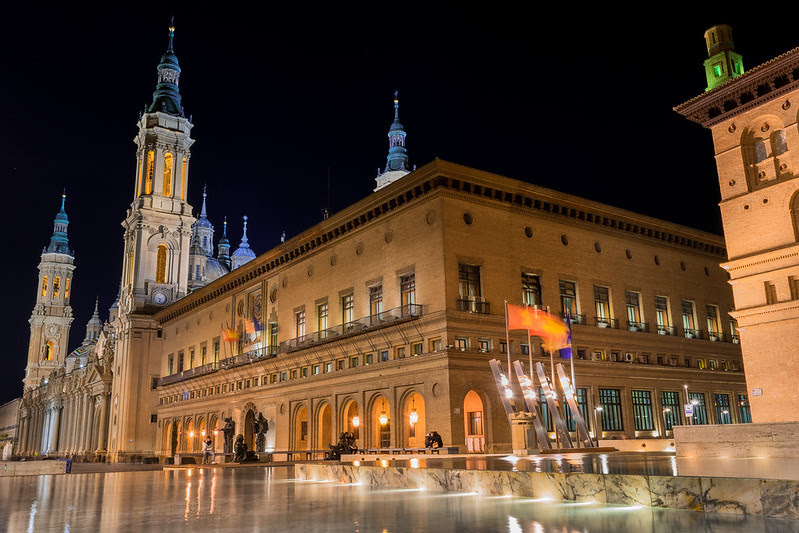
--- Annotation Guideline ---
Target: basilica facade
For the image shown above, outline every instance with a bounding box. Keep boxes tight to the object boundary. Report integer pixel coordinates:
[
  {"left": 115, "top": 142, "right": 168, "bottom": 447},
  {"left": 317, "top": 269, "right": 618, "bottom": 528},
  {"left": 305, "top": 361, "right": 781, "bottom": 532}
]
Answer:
[{"left": 15, "top": 25, "right": 751, "bottom": 462}]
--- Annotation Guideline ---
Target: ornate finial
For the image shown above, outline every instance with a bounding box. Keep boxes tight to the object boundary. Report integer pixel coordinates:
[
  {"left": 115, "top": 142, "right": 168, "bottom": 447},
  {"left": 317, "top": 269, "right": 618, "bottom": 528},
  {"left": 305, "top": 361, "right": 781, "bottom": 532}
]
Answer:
[
  {"left": 223, "top": 216, "right": 228, "bottom": 237},
  {"left": 61, "top": 189, "right": 66, "bottom": 210},
  {"left": 168, "top": 18, "right": 175, "bottom": 52},
  {"left": 241, "top": 215, "right": 249, "bottom": 244}
]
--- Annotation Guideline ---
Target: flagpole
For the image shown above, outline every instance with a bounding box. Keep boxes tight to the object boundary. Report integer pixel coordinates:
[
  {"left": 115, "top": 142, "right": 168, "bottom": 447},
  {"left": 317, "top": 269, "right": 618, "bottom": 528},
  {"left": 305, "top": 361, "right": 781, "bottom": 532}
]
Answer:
[{"left": 504, "top": 300, "right": 511, "bottom": 376}]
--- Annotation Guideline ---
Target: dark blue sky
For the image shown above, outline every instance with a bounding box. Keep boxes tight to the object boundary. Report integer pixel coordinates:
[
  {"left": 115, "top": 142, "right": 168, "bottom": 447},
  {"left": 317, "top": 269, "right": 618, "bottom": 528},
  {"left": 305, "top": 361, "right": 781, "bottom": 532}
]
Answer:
[{"left": 1, "top": 7, "right": 797, "bottom": 403}]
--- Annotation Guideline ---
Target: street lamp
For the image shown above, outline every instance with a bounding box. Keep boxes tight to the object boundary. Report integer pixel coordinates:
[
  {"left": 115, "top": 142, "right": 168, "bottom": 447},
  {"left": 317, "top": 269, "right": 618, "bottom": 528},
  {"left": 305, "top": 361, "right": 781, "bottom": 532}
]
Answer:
[{"left": 409, "top": 397, "right": 418, "bottom": 425}]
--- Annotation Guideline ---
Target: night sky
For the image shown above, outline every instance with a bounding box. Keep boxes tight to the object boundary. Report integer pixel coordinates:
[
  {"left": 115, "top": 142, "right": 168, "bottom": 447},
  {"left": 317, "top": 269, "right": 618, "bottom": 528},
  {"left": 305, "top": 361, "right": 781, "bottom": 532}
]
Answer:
[{"left": 1, "top": 8, "right": 797, "bottom": 404}]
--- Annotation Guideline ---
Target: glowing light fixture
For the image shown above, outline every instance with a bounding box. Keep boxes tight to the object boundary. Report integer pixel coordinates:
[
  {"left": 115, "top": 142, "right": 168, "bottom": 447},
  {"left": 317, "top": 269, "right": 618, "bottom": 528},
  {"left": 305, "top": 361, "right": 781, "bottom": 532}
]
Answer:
[
  {"left": 379, "top": 399, "right": 388, "bottom": 426},
  {"left": 201, "top": 430, "right": 206, "bottom": 437},
  {"left": 213, "top": 428, "right": 219, "bottom": 436},
  {"left": 189, "top": 430, "right": 195, "bottom": 438},
  {"left": 409, "top": 397, "right": 418, "bottom": 425}
]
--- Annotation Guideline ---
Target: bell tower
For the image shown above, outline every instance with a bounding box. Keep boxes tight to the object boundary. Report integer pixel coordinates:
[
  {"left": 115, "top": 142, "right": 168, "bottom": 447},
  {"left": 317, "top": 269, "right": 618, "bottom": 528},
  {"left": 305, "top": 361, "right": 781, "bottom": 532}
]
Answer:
[
  {"left": 120, "top": 21, "right": 195, "bottom": 313},
  {"left": 24, "top": 194, "right": 75, "bottom": 390},
  {"left": 110, "top": 21, "right": 194, "bottom": 461}
]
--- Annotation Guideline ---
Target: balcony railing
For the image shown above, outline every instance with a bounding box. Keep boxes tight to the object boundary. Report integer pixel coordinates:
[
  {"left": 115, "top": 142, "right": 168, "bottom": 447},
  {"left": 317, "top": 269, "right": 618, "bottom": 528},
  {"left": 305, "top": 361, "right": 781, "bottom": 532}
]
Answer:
[
  {"left": 684, "top": 328, "right": 703, "bottom": 339},
  {"left": 594, "top": 317, "right": 618, "bottom": 329},
  {"left": 560, "top": 312, "right": 586, "bottom": 325},
  {"left": 656, "top": 325, "right": 676, "bottom": 336},
  {"left": 707, "top": 331, "right": 725, "bottom": 342},
  {"left": 731, "top": 334, "right": 740, "bottom": 344},
  {"left": 457, "top": 298, "right": 490, "bottom": 314},
  {"left": 281, "top": 303, "right": 423, "bottom": 353},
  {"left": 159, "top": 362, "right": 218, "bottom": 386},
  {"left": 626, "top": 321, "right": 650, "bottom": 332}
]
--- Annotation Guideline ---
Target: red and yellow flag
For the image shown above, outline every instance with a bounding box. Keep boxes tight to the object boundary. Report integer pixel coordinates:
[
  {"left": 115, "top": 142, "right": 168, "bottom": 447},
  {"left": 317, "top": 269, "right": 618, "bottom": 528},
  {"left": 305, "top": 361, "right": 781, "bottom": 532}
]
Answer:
[
  {"left": 221, "top": 327, "right": 240, "bottom": 343},
  {"left": 507, "top": 303, "right": 569, "bottom": 351}
]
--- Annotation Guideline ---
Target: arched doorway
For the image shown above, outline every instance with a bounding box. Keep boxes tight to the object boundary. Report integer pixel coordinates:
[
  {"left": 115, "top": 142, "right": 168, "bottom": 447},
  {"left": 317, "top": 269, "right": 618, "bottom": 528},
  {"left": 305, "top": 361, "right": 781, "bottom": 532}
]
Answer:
[
  {"left": 402, "top": 392, "right": 426, "bottom": 448},
  {"left": 342, "top": 400, "right": 360, "bottom": 446},
  {"left": 293, "top": 405, "right": 308, "bottom": 450},
  {"left": 372, "top": 396, "right": 390, "bottom": 448},
  {"left": 208, "top": 414, "right": 219, "bottom": 451},
  {"left": 464, "top": 390, "right": 485, "bottom": 452},
  {"left": 244, "top": 409, "right": 255, "bottom": 451},
  {"left": 316, "top": 403, "right": 333, "bottom": 449},
  {"left": 162, "top": 420, "right": 172, "bottom": 455},
  {"left": 185, "top": 419, "right": 196, "bottom": 452}
]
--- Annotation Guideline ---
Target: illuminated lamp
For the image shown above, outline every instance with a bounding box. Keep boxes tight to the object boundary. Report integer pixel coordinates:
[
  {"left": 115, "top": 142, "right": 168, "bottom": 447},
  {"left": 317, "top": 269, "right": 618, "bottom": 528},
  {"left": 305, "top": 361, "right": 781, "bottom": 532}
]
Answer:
[
  {"left": 213, "top": 428, "right": 219, "bottom": 436},
  {"left": 409, "top": 397, "right": 419, "bottom": 425},
  {"left": 379, "top": 399, "right": 388, "bottom": 426},
  {"left": 189, "top": 430, "right": 194, "bottom": 438}
]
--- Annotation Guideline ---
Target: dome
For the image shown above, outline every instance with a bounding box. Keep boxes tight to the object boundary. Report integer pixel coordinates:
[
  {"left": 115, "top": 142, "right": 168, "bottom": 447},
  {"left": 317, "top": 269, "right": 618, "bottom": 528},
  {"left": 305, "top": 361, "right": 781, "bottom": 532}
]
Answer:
[
  {"left": 67, "top": 342, "right": 94, "bottom": 359},
  {"left": 205, "top": 257, "right": 229, "bottom": 282}
]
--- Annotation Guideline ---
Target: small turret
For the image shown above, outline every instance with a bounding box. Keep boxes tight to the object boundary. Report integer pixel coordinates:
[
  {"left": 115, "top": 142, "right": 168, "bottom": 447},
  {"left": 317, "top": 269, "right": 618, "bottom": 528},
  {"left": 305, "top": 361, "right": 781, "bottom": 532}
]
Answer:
[
  {"left": 230, "top": 215, "right": 256, "bottom": 269},
  {"left": 375, "top": 91, "right": 411, "bottom": 190},
  {"left": 82, "top": 297, "right": 103, "bottom": 345},
  {"left": 148, "top": 19, "right": 184, "bottom": 115},
  {"left": 704, "top": 25, "right": 744, "bottom": 92},
  {"left": 218, "top": 216, "right": 231, "bottom": 270},
  {"left": 46, "top": 193, "right": 73, "bottom": 256}
]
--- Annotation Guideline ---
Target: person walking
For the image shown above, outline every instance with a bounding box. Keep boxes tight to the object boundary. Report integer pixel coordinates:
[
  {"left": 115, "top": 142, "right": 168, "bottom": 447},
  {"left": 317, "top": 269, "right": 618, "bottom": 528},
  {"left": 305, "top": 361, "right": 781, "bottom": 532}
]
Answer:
[{"left": 202, "top": 437, "right": 214, "bottom": 464}]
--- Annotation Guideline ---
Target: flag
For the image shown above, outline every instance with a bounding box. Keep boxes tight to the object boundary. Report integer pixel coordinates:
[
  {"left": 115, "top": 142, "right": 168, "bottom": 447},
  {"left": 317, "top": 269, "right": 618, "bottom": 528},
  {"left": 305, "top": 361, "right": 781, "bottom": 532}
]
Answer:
[
  {"left": 559, "top": 310, "right": 573, "bottom": 359},
  {"left": 222, "top": 327, "right": 240, "bottom": 343},
  {"left": 507, "top": 303, "right": 570, "bottom": 351},
  {"left": 245, "top": 316, "right": 264, "bottom": 335}
]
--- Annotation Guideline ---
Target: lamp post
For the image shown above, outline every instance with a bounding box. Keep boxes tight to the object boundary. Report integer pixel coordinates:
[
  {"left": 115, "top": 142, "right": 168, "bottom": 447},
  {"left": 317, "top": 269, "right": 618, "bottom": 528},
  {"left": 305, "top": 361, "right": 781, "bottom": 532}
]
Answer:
[{"left": 593, "top": 405, "right": 603, "bottom": 447}]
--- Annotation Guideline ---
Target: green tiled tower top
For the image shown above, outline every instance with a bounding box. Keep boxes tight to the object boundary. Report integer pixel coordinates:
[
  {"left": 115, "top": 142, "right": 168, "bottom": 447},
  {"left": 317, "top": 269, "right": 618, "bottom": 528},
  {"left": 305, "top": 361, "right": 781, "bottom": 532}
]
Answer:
[{"left": 704, "top": 25, "right": 744, "bottom": 92}]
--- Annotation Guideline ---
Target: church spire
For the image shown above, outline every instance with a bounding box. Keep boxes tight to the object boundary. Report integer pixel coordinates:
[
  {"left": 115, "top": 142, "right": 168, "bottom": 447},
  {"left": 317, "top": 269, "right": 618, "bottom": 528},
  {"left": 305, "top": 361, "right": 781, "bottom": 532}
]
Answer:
[
  {"left": 46, "top": 193, "right": 72, "bottom": 256},
  {"left": 386, "top": 91, "right": 409, "bottom": 173},
  {"left": 83, "top": 296, "right": 103, "bottom": 345},
  {"left": 148, "top": 19, "right": 183, "bottom": 115},
  {"left": 230, "top": 215, "right": 256, "bottom": 269},
  {"left": 374, "top": 91, "right": 411, "bottom": 191},
  {"left": 218, "top": 216, "right": 231, "bottom": 270},
  {"left": 200, "top": 184, "right": 208, "bottom": 218}
]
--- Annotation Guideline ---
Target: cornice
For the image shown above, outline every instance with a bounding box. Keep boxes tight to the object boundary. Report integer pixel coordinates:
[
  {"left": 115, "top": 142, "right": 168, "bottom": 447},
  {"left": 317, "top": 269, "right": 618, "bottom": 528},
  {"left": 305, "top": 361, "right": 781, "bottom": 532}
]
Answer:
[
  {"left": 675, "top": 47, "right": 799, "bottom": 128},
  {"left": 156, "top": 159, "right": 727, "bottom": 324}
]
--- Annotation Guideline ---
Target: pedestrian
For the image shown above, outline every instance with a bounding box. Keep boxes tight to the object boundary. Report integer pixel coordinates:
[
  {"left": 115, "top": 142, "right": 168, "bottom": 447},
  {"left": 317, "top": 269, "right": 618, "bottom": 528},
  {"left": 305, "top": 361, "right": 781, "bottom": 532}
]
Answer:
[{"left": 202, "top": 436, "right": 214, "bottom": 464}]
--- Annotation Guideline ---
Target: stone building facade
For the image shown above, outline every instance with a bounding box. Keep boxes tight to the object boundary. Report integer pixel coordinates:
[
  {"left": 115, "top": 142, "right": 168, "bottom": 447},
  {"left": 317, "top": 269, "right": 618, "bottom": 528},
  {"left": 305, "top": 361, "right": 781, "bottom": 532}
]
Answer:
[
  {"left": 676, "top": 25, "right": 799, "bottom": 422},
  {"left": 15, "top": 24, "right": 750, "bottom": 462},
  {"left": 153, "top": 159, "right": 747, "bottom": 457}
]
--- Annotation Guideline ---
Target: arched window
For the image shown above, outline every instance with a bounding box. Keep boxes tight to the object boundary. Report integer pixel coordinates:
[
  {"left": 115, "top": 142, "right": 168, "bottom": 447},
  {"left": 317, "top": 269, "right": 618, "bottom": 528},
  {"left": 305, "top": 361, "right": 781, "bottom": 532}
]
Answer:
[
  {"left": 754, "top": 139, "right": 767, "bottom": 163},
  {"left": 163, "top": 153, "right": 173, "bottom": 196},
  {"left": 145, "top": 150, "right": 155, "bottom": 194},
  {"left": 64, "top": 278, "right": 71, "bottom": 299},
  {"left": 156, "top": 245, "right": 168, "bottom": 284},
  {"left": 195, "top": 264, "right": 201, "bottom": 280},
  {"left": 44, "top": 341, "right": 54, "bottom": 361},
  {"left": 181, "top": 157, "right": 187, "bottom": 200},
  {"left": 41, "top": 276, "right": 48, "bottom": 297},
  {"left": 53, "top": 276, "right": 61, "bottom": 298},
  {"left": 773, "top": 130, "right": 788, "bottom": 157},
  {"left": 202, "top": 235, "right": 207, "bottom": 248}
]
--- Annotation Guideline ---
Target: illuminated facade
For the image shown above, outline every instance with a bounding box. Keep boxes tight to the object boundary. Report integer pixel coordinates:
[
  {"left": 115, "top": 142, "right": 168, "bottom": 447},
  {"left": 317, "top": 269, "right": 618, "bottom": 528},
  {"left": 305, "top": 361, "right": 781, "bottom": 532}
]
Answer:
[
  {"left": 676, "top": 25, "right": 799, "bottom": 423},
  {"left": 15, "top": 24, "right": 752, "bottom": 462}
]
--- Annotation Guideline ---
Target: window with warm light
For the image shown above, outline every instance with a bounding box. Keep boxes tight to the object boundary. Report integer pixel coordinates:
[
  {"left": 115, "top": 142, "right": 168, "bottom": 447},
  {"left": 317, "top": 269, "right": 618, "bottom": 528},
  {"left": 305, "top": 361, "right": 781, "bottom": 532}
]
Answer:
[
  {"left": 53, "top": 276, "right": 60, "bottom": 299},
  {"left": 145, "top": 150, "right": 155, "bottom": 194},
  {"left": 156, "top": 245, "right": 168, "bottom": 284},
  {"left": 162, "top": 153, "right": 173, "bottom": 196},
  {"left": 41, "top": 276, "right": 47, "bottom": 297}
]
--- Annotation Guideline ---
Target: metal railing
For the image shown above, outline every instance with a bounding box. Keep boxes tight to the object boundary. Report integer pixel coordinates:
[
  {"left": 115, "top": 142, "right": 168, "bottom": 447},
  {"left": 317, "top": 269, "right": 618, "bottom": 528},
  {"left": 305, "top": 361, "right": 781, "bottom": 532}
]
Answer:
[
  {"left": 656, "top": 325, "right": 676, "bottom": 336},
  {"left": 280, "top": 303, "right": 423, "bottom": 352},
  {"left": 707, "top": 331, "right": 725, "bottom": 342},
  {"left": 684, "top": 328, "right": 703, "bottom": 339},
  {"left": 626, "top": 321, "right": 649, "bottom": 332},
  {"left": 456, "top": 298, "right": 490, "bottom": 314},
  {"left": 560, "top": 312, "right": 586, "bottom": 325},
  {"left": 594, "top": 317, "right": 618, "bottom": 329},
  {"left": 159, "top": 362, "right": 218, "bottom": 386}
]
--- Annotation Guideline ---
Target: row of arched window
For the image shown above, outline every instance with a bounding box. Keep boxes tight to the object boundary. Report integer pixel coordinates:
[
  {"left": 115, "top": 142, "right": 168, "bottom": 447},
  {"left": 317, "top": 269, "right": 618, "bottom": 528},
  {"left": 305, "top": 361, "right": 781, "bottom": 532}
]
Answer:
[
  {"left": 40, "top": 275, "right": 70, "bottom": 300},
  {"left": 141, "top": 150, "right": 187, "bottom": 199}
]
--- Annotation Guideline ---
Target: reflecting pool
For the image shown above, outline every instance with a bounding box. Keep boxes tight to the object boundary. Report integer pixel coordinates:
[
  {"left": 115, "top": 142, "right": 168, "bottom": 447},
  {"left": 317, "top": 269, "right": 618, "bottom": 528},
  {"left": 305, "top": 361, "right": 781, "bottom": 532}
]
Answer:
[{"left": 1, "top": 466, "right": 797, "bottom": 532}]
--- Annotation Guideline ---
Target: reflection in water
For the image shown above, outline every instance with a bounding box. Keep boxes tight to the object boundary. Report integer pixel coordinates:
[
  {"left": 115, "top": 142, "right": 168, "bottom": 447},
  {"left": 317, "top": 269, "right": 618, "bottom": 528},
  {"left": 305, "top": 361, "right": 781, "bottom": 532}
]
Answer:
[{"left": 2, "top": 466, "right": 798, "bottom": 532}]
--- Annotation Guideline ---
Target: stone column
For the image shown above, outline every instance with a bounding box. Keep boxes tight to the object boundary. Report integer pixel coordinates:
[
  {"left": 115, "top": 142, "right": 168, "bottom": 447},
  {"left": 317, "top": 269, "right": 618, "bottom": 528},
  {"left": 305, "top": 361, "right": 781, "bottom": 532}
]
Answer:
[
  {"left": 48, "top": 405, "right": 61, "bottom": 454},
  {"left": 40, "top": 409, "right": 51, "bottom": 454},
  {"left": 82, "top": 395, "right": 95, "bottom": 454},
  {"left": 96, "top": 393, "right": 109, "bottom": 453},
  {"left": 17, "top": 415, "right": 28, "bottom": 454},
  {"left": 80, "top": 393, "right": 92, "bottom": 453},
  {"left": 69, "top": 395, "right": 81, "bottom": 453},
  {"left": 62, "top": 396, "right": 73, "bottom": 453}
]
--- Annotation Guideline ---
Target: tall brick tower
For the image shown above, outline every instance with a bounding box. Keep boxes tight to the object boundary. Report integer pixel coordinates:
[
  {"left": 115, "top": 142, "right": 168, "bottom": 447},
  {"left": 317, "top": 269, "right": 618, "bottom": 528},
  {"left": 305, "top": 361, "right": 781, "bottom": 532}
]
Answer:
[{"left": 676, "top": 26, "right": 799, "bottom": 422}]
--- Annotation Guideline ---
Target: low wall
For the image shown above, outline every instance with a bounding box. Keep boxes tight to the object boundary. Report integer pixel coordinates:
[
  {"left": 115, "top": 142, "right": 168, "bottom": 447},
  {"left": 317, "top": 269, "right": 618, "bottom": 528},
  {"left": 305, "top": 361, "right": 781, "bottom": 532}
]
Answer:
[
  {"left": 1, "top": 461, "right": 68, "bottom": 477},
  {"left": 598, "top": 439, "right": 675, "bottom": 452},
  {"left": 296, "top": 463, "right": 799, "bottom": 519},
  {"left": 675, "top": 422, "right": 799, "bottom": 458}
]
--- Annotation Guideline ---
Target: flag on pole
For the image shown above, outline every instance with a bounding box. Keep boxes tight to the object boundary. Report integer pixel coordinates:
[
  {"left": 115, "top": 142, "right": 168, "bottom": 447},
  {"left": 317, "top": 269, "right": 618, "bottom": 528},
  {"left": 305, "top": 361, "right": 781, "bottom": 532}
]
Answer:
[
  {"left": 559, "top": 310, "right": 573, "bottom": 359},
  {"left": 245, "top": 316, "right": 265, "bottom": 335},
  {"left": 506, "top": 303, "right": 570, "bottom": 351},
  {"left": 222, "top": 326, "right": 240, "bottom": 343}
]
